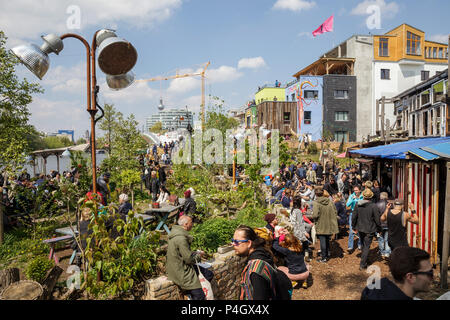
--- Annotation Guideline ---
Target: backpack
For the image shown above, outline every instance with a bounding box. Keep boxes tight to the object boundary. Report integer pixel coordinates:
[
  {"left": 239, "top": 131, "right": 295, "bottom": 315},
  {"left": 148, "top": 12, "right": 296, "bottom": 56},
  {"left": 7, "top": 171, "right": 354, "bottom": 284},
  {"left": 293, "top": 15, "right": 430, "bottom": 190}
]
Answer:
[
  {"left": 271, "top": 265, "right": 293, "bottom": 300},
  {"left": 260, "top": 260, "right": 293, "bottom": 300}
]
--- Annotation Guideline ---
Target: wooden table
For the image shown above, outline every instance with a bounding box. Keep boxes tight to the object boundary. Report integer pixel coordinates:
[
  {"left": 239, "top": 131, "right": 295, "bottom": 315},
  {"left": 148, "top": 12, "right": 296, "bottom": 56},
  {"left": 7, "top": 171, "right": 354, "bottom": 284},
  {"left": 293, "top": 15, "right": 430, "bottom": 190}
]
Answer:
[{"left": 145, "top": 204, "right": 182, "bottom": 234}]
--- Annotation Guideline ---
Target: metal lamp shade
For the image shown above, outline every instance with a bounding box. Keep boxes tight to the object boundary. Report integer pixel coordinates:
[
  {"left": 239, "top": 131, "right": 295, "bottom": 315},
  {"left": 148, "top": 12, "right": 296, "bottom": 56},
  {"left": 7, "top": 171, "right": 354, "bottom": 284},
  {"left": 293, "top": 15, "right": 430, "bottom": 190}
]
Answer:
[
  {"left": 106, "top": 71, "right": 135, "bottom": 90},
  {"left": 97, "top": 37, "right": 137, "bottom": 76},
  {"left": 11, "top": 44, "right": 49, "bottom": 80}
]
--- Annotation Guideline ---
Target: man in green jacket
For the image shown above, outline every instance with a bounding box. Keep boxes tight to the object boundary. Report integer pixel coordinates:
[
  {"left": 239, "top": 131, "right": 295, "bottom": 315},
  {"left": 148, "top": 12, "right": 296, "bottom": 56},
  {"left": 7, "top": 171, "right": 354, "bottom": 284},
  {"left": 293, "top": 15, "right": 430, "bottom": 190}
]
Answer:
[
  {"left": 166, "top": 215, "right": 212, "bottom": 300},
  {"left": 312, "top": 187, "right": 339, "bottom": 263}
]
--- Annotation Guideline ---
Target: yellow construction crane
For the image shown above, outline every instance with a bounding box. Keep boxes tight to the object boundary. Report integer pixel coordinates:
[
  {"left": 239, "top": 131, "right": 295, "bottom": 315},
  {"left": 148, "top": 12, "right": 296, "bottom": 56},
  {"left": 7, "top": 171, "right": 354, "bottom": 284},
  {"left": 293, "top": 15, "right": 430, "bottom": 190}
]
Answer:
[{"left": 136, "top": 61, "right": 210, "bottom": 129}]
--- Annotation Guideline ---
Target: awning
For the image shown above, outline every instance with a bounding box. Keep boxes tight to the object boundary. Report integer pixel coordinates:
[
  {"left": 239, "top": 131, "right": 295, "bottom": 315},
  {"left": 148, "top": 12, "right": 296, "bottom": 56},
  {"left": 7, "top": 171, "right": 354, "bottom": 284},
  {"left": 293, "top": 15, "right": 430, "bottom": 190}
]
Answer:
[
  {"left": 408, "top": 141, "right": 450, "bottom": 161},
  {"left": 349, "top": 137, "right": 450, "bottom": 160},
  {"left": 422, "top": 142, "right": 450, "bottom": 159},
  {"left": 408, "top": 148, "right": 440, "bottom": 161},
  {"left": 336, "top": 152, "right": 346, "bottom": 158},
  {"left": 355, "top": 158, "right": 373, "bottom": 164}
]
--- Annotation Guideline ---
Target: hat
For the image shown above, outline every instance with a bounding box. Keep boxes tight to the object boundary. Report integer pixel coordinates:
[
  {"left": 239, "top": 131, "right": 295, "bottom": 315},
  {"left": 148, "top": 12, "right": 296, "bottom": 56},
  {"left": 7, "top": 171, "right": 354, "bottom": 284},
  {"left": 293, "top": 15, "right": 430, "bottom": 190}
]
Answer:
[
  {"left": 103, "top": 172, "right": 111, "bottom": 177},
  {"left": 362, "top": 188, "right": 374, "bottom": 199},
  {"left": 264, "top": 213, "right": 276, "bottom": 223},
  {"left": 365, "top": 181, "right": 373, "bottom": 189},
  {"left": 184, "top": 190, "right": 191, "bottom": 198},
  {"left": 119, "top": 194, "right": 129, "bottom": 202}
]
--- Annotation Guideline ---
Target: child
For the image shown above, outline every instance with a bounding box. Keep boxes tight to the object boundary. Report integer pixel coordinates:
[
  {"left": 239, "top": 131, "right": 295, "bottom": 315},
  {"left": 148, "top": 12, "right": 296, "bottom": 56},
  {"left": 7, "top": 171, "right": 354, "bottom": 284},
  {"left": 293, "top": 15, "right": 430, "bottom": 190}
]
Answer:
[{"left": 272, "top": 233, "right": 310, "bottom": 288}]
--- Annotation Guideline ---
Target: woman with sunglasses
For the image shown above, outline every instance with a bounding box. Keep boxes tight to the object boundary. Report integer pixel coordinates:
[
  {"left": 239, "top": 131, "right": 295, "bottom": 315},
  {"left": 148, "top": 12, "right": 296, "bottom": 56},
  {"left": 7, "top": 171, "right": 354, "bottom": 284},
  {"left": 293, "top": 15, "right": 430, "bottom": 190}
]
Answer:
[{"left": 232, "top": 225, "right": 291, "bottom": 300}]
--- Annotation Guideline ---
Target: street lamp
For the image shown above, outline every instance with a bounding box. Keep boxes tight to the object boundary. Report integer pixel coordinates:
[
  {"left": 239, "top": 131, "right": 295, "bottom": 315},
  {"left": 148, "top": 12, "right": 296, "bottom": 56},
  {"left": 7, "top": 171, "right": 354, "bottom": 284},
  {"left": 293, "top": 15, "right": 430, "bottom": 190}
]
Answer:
[{"left": 11, "top": 29, "right": 138, "bottom": 204}]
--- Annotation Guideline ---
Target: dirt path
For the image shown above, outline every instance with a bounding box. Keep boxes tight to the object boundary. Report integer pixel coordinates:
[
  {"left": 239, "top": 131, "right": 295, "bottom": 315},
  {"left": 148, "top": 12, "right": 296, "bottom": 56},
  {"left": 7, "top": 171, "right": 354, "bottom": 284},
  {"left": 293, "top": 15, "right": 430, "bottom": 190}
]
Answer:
[{"left": 291, "top": 235, "right": 449, "bottom": 300}]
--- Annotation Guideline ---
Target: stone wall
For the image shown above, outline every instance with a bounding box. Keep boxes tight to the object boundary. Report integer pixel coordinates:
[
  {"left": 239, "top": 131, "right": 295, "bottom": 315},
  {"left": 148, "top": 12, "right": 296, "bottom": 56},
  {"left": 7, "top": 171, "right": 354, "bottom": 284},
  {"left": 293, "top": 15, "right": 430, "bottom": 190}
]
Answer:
[{"left": 144, "top": 249, "right": 247, "bottom": 300}]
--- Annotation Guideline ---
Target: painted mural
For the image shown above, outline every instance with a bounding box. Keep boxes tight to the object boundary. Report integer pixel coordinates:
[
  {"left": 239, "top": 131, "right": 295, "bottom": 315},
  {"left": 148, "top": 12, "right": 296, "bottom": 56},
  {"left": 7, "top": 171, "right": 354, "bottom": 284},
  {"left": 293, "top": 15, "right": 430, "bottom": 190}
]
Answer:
[{"left": 286, "top": 76, "right": 322, "bottom": 140}]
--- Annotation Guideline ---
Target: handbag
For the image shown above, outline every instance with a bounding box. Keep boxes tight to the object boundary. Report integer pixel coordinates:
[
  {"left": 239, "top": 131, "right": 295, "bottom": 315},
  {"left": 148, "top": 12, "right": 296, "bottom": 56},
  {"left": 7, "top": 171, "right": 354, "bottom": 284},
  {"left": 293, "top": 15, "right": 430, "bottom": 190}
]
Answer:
[{"left": 195, "top": 260, "right": 214, "bottom": 300}]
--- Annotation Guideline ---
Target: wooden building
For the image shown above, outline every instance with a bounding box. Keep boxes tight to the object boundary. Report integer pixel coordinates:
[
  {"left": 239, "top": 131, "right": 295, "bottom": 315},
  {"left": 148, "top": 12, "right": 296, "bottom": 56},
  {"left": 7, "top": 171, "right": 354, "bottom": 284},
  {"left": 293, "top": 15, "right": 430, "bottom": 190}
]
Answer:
[{"left": 257, "top": 101, "right": 298, "bottom": 136}]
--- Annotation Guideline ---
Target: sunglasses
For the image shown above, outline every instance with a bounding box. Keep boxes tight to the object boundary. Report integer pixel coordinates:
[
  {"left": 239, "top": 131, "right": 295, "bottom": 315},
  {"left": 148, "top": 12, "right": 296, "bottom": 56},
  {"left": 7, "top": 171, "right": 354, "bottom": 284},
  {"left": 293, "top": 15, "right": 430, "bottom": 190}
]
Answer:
[
  {"left": 412, "top": 270, "right": 434, "bottom": 278},
  {"left": 231, "top": 239, "right": 250, "bottom": 246}
]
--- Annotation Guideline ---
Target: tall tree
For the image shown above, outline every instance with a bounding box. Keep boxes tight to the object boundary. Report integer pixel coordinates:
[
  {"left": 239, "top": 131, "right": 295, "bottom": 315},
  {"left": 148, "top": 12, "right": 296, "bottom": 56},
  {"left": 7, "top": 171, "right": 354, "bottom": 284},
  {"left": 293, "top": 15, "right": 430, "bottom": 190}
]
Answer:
[
  {"left": 0, "top": 31, "right": 42, "bottom": 172},
  {"left": 98, "top": 103, "right": 118, "bottom": 156}
]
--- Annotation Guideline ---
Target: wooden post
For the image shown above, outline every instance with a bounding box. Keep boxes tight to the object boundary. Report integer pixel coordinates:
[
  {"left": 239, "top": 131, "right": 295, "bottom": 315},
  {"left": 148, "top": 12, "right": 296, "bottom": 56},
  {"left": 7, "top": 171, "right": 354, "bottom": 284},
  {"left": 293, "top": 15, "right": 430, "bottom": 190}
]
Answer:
[
  {"left": 0, "top": 268, "right": 20, "bottom": 292},
  {"left": 376, "top": 99, "right": 380, "bottom": 133},
  {"left": 440, "top": 161, "right": 450, "bottom": 289},
  {"left": 386, "top": 119, "right": 391, "bottom": 143}
]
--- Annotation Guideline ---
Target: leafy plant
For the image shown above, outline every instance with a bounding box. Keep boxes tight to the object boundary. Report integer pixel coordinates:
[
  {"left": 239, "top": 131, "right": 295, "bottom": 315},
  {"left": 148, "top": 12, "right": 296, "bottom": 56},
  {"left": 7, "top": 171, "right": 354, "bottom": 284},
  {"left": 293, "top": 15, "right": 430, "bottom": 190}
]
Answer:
[
  {"left": 25, "top": 256, "right": 54, "bottom": 282},
  {"left": 82, "top": 202, "right": 159, "bottom": 299},
  {"left": 307, "top": 141, "right": 318, "bottom": 154},
  {"left": 191, "top": 218, "right": 240, "bottom": 254}
]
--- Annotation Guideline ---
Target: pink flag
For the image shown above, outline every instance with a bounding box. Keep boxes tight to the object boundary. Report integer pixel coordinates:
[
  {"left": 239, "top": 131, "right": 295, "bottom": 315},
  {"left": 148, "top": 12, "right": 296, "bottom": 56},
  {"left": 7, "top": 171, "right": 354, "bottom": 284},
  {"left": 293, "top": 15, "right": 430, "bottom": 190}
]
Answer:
[{"left": 312, "top": 15, "right": 334, "bottom": 37}]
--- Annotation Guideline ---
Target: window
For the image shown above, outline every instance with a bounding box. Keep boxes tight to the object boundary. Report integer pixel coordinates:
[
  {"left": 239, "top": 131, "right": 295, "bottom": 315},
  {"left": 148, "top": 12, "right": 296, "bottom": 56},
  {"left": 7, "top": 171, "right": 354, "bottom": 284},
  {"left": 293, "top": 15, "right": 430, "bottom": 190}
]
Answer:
[
  {"left": 421, "top": 90, "right": 430, "bottom": 106},
  {"left": 334, "top": 90, "right": 348, "bottom": 99},
  {"left": 304, "top": 90, "right": 318, "bottom": 100},
  {"left": 334, "top": 131, "right": 348, "bottom": 143},
  {"left": 286, "top": 95, "right": 289, "bottom": 102},
  {"left": 433, "top": 47, "right": 437, "bottom": 58},
  {"left": 335, "top": 111, "right": 349, "bottom": 121},
  {"left": 381, "top": 69, "right": 390, "bottom": 80},
  {"left": 291, "top": 93, "right": 296, "bottom": 101},
  {"left": 421, "top": 70, "right": 430, "bottom": 81},
  {"left": 433, "top": 81, "right": 444, "bottom": 103},
  {"left": 407, "top": 32, "right": 421, "bottom": 55},
  {"left": 438, "top": 47, "right": 444, "bottom": 59},
  {"left": 379, "top": 38, "right": 389, "bottom": 56},
  {"left": 304, "top": 111, "right": 311, "bottom": 125},
  {"left": 283, "top": 112, "right": 291, "bottom": 124}
]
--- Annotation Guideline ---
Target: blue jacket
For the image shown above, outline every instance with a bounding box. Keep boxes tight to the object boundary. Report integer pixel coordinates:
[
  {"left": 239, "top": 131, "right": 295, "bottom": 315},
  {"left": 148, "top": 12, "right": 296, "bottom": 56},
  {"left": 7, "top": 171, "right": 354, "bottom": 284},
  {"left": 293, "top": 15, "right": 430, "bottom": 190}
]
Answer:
[
  {"left": 297, "top": 167, "right": 306, "bottom": 179},
  {"left": 346, "top": 193, "right": 363, "bottom": 212}
]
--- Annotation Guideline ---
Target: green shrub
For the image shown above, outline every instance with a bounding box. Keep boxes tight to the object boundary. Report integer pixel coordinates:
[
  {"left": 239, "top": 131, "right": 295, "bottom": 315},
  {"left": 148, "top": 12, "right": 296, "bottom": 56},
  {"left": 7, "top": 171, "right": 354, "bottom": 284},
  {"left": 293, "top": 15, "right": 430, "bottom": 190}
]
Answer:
[
  {"left": 307, "top": 142, "right": 318, "bottom": 154},
  {"left": 191, "top": 218, "right": 240, "bottom": 254},
  {"left": 25, "top": 256, "right": 54, "bottom": 283},
  {"left": 235, "top": 206, "right": 268, "bottom": 228}
]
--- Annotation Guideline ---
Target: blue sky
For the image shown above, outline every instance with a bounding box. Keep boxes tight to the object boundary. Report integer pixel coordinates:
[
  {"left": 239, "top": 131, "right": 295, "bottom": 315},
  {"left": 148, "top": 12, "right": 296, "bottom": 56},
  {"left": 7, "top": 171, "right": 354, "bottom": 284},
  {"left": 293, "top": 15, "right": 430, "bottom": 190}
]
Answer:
[{"left": 1, "top": 0, "right": 449, "bottom": 139}]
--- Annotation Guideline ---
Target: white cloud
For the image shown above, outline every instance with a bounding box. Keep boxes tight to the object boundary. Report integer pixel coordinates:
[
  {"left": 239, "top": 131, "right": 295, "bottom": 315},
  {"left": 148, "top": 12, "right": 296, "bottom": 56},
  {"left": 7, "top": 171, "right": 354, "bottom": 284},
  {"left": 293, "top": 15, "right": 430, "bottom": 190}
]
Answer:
[
  {"left": 101, "top": 80, "right": 159, "bottom": 104},
  {"left": 238, "top": 57, "right": 267, "bottom": 70},
  {"left": 42, "top": 63, "right": 86, "bottom": 94},
  {"left": 208, "top": 65, "right": 243, "bottom": 83},
  {"left": 298, "top": 31, "right": 314, "bottom": 39},
  {"left": 28, "top": 97, "right": 86, "bottom": 133},
  {"left": 428, "top": 34, "right": 449, "bottom": 44},
  {"left": 0, "top": 0, "right": 183, "bottom": 45},
  {"left": 351, "top": 0, "right": 399, "bottom": 19},
  {"left": 273, "top": 0, "right": 316, "bottom": 12}
]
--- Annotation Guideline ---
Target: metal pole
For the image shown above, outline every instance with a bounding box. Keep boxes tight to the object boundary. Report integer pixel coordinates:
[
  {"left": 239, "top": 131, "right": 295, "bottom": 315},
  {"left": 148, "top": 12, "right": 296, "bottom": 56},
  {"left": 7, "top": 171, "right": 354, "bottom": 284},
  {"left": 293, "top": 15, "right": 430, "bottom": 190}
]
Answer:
[
  {"left": 90, "top": 31, "right": 100, "bottom": 199},
  {"left": 441, "top": 162, "right": 450, "bottom": 289},
  {"left": 60, "top": 33, "right": 94, "bottom": 193}
]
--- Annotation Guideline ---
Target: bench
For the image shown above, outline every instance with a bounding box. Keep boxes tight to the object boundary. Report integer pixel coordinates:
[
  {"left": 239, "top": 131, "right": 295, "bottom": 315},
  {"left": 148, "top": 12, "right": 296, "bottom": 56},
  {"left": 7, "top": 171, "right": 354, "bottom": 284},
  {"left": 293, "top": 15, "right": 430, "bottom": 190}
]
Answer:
[{"left": 42, "top": 235, "right": 74, "bottom": 264}]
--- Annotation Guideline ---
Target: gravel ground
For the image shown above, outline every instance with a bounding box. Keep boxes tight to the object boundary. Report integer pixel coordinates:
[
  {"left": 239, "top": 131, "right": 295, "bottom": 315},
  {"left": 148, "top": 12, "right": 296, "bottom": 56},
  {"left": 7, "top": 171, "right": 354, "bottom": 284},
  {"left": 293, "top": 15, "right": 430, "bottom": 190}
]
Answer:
[{"left": 291, "top": 233, "right": 449, "bottom": 300}]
